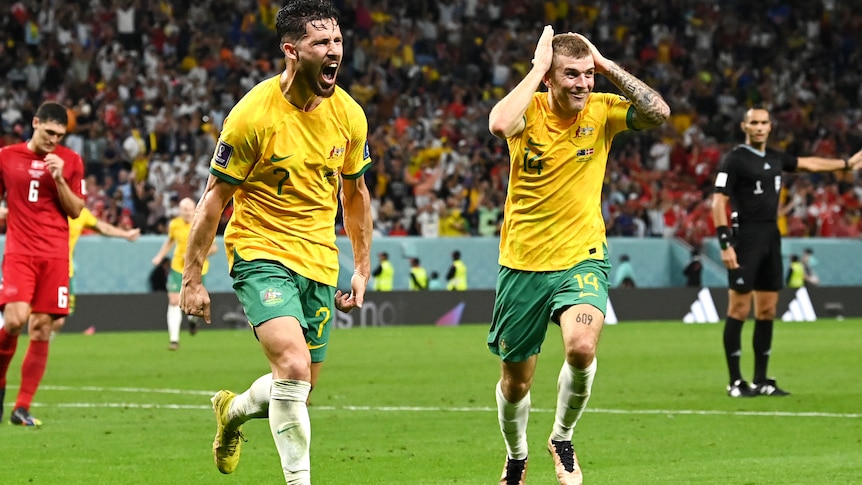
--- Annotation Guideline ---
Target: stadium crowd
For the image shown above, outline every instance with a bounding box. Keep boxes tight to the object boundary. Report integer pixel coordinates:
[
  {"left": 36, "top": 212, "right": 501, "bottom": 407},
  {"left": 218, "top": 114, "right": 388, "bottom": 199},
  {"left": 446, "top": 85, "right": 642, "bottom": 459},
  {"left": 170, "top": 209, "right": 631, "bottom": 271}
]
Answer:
[{"left": 1, "top": 0, "right": 861, "bottom": 247}]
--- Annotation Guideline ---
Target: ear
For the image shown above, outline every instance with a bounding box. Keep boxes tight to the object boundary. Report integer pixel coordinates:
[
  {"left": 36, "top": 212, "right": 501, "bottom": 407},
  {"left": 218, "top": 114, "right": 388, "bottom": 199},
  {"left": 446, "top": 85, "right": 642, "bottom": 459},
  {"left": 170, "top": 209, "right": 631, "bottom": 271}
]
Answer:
[{"left": 282, "top": 41, "right": 298, "bottom": 61}]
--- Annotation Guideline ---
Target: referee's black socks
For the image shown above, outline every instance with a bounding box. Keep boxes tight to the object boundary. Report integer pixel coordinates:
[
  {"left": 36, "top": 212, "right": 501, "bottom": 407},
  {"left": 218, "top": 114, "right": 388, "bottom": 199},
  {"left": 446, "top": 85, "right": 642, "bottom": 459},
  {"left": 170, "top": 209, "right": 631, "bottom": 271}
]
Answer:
[
  {"left": 723, "top": 317, "right": 745, "bottom": 383},
  {"left": 753, "top": 319, "right": 774, "bottom": 384}
]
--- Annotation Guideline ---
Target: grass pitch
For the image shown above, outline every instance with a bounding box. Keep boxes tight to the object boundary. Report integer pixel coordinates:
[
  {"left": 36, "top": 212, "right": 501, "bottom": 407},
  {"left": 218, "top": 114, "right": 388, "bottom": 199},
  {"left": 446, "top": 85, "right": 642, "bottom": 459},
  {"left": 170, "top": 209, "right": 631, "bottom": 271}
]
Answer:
[{"left": 1, "top": 319, "right": 860, "bottom": 484}]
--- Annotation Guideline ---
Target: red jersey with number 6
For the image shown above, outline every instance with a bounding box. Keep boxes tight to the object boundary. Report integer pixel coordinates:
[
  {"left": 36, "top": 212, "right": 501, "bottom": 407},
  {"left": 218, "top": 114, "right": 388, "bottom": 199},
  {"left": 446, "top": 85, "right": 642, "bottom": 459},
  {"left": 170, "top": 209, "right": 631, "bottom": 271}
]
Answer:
[{"left": 0, "top": 142, "right": 85, "bottom": 259}]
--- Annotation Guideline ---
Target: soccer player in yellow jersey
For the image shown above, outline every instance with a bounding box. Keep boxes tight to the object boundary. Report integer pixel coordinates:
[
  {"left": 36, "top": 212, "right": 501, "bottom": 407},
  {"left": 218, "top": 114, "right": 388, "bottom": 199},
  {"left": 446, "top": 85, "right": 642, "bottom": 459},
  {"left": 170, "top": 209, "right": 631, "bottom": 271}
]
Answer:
[
  {"left": 0, "top": 205, "right": 140, "bottom": 337},
  {"left": 487, "top": 27, "right": 669, "bottom": 485},
  {"left": 179, "top": 1, "right": 373, "bottom": 483},
  {"left": 54, "top": 207, "right": 140, "bottom": 336},
  {"left": 151, "top": 197, "right": 217, "bottom": 350}
]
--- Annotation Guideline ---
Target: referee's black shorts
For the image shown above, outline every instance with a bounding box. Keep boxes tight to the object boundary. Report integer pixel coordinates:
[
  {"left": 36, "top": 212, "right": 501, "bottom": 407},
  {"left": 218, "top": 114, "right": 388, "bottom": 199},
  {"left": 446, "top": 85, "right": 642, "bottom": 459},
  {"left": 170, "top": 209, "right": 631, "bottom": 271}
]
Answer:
[{"left": 727, "top": 222, "right": 783, "bottom": 292}]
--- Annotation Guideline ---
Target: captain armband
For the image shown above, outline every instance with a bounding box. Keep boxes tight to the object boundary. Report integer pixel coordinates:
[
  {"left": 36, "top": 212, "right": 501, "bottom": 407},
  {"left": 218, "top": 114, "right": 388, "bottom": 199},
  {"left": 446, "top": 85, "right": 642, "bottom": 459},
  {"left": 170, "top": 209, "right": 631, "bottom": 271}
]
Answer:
[{"left": 717, "top": 226, "right": 732, "bottom": 250}]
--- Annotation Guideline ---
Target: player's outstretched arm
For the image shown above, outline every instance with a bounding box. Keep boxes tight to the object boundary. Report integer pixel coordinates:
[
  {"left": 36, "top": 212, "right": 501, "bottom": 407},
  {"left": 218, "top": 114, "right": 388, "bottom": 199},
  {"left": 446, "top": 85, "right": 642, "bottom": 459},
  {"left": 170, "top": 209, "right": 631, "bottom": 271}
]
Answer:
[
  {"left": 488, "top": 25, "right": 555, "bottom": 139},
  {"left": 94, "top": 219, "right": 141, "bottom": 241},
  {"left": 572, "top": 33, "right": 670, "bottom": 130},
  {"left": 797, "top": 147, "right": 862, "bottom": 172},
  {"left": 339, "top": 175, "right": 372, "bottom": 311},
  {"left": 181, "top": 175, "right": 237, "bottom": 323}
]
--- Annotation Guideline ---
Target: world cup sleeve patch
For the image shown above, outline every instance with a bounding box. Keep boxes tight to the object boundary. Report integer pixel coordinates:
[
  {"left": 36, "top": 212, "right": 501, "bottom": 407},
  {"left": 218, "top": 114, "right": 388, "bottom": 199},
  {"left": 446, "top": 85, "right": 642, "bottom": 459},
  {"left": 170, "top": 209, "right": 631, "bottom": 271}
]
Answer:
[
  {"left": 213, "top": 141, "right": 234, "bottom": 168},
  {"left": 363, "top": 140, "right": 370, "bottom": 160}
]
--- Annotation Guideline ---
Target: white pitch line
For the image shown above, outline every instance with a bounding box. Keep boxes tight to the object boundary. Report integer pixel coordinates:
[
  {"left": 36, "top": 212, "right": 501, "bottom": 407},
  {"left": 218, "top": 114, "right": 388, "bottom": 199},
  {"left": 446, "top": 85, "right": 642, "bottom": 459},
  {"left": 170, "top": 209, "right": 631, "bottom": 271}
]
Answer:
[
  {"left": 40, "top": 385, "right": 215, "bottom": 396},
  {"left": 23, "top": 386, "right": 862, "bottom": 419}
]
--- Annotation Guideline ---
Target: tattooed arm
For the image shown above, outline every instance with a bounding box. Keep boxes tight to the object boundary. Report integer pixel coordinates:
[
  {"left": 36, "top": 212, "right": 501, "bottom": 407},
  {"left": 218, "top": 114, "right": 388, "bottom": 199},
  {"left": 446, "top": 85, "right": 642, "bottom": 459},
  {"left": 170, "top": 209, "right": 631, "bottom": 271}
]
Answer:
[{"left": 573, "top": 33, "right": 670, "bottom": 130}]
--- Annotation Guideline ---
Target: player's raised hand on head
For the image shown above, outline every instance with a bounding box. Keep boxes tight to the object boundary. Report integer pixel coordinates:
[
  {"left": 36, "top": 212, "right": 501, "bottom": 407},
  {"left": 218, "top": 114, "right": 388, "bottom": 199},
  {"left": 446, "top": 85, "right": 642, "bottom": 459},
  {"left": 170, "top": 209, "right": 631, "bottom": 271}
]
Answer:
[
  {"left": 531, "top": 25, "right": 555, "bottom": 74},
  {"left": 43, "top": 153, "right": 65, "bottom": 180},
  {"left": 572, "top": 33, "right": 611, "bottom": 74}
]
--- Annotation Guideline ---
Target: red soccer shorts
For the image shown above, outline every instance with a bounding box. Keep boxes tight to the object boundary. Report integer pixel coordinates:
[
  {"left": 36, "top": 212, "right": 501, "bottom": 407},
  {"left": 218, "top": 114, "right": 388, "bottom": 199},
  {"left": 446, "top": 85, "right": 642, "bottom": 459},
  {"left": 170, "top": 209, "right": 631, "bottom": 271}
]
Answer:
[{"left": 0, "top": 254, "right": 71, "bottom": 315}]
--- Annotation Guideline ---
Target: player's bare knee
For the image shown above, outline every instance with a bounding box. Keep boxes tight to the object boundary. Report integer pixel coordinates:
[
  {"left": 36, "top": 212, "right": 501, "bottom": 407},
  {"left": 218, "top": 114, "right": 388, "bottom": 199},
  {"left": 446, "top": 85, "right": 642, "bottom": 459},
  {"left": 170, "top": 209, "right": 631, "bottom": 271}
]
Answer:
[
  {"left": 270, "top": 352, "right": 312, "bottom": 382},
  {"left": 755, "top": 309, "right": 776, "bottom": 320},
  {"left": 564, "top": 340, "right": 597, "bottom": 368},
  {"left": 500, "top": 375, "right": 531, "bottom": 402},
  {"left": 727, "top": 302, "right": 751, "bottom": 320}
]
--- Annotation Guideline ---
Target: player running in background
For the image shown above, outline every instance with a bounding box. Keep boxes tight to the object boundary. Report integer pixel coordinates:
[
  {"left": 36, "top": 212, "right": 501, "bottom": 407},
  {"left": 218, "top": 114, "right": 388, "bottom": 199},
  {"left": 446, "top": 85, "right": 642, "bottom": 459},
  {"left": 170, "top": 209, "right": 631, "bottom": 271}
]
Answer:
[
  {"left": 0, "top": 101, "right": 85, "bottom": 426},
  {"left": 487, "top": 27, "right": 669, "bottom": 484},
  {"left": 179, "top": 1, "right": 373, "bottom": 482},
  {"left": 712, "top": 106, "right": 862, "bottom": 398},
  {"left": 56, "top": 207, "right": 141, "bottom": 336},
  {"left": 0, "top": 205, "right": 141, "bottom": 339},
  {"left": 151, "top": 197, "right": 217, "bottom": 350}
]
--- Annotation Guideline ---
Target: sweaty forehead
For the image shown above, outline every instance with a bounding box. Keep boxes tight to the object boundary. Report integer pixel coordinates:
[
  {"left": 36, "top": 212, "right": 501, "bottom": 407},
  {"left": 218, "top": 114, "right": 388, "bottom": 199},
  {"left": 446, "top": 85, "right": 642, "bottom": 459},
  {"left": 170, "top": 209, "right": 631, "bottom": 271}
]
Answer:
[
  {"left": 554, "top": 54, "right": 594, "bottom": 72},
  {"left": 303, "top": 18, "right": 341, "bottom": 40}
]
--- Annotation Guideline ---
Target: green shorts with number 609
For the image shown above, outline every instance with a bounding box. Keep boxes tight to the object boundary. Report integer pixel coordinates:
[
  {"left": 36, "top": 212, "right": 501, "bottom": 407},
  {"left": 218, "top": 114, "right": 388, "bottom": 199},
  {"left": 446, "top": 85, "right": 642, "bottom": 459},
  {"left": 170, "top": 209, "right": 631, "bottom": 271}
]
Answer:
[
  {"left": 487, "top": 256, "right": 611, "bottom": 362},
  {"left": 231, "top": 256, "right": 336, "bottom": 363}
]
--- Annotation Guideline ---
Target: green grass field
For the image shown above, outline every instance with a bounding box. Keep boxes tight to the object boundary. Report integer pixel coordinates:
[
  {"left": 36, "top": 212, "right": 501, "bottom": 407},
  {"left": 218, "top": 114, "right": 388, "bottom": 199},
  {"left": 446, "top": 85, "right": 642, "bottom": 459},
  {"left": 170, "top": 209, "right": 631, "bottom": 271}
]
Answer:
[{"left": 1, "top": 319, "right": 860, "bottom": 484}]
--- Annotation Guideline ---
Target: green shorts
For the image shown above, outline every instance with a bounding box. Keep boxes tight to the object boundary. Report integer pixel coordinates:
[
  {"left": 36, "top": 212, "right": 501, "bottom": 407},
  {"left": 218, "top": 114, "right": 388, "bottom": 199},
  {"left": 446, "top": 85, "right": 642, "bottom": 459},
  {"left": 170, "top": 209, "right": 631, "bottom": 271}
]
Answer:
[
  {"left": 487, "top": 257, "right": 611, "bottom": 362},
  {"left": 168, "top": 269, "right": 205, "bottom": 293},
  {"left": 231, "top": 257, "right": 336, "bottom": 363}
]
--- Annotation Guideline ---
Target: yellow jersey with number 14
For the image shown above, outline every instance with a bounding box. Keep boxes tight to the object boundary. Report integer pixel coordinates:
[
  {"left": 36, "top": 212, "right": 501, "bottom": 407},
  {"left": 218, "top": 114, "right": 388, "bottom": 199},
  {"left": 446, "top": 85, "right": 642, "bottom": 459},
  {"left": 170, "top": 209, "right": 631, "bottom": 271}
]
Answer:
[
  {"left": 210, "top": 75, "right": 371, "bottom": 287},
  {"left": 499, "top": 92, "right": 633, "bottom": 271}
]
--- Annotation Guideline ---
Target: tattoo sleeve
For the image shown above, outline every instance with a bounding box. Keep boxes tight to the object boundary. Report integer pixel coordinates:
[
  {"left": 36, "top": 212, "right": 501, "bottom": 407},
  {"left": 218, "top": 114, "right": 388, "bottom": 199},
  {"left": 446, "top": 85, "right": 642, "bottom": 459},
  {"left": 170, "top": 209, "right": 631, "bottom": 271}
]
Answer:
[{"left": 604, "top": 62, "right": 670, "bottom": 127}]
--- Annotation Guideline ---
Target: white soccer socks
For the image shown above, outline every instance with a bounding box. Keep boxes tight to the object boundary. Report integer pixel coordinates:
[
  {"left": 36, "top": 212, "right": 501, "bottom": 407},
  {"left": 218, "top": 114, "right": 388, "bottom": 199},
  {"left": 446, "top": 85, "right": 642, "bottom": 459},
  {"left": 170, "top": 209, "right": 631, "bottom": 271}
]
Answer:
[
  {"left": 227, "top": 373, "right": 272, "bottom": 428},
  {"left": 496, "top": 380, "right": 531, "bottom": 460},
  {"left": 167, "top": 304, "right": 182, "bottom": 343},
  {"left": 551, "top": 358, "right": 597, "bottom": 442},
  {"left": 270, "top": 378, "right": 312, "bottom": 484}
]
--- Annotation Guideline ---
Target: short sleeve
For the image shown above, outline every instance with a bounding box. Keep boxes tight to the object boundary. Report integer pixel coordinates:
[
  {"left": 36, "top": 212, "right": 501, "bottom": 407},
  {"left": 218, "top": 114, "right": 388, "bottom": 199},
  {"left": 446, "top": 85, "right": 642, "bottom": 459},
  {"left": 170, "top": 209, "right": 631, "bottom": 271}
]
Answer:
[
  {"left": 781, "top": 151, "right": 799, "bottom": 172},
  {"left": 81, "top": 207, "right": 99, "bottom": 228},
  {"left": 341, "top": 104, "right": 371, "bottom": 180},
  {"left": 604, "top": 93, "right": 634, "bottom": 137},
  {"left": 209, "top": 108, "right": 262, "bottom": 185},
  {"left": 714, "top": 152, "right": 735, "bottom": 195}
]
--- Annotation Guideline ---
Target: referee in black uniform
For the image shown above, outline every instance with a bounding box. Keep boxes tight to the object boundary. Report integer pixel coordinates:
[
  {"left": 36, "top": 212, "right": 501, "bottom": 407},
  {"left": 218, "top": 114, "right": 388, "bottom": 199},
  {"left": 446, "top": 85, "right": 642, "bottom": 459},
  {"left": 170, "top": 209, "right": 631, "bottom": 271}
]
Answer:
[{"left": 711, "top": 106, "right": 862, "bottom": 398}]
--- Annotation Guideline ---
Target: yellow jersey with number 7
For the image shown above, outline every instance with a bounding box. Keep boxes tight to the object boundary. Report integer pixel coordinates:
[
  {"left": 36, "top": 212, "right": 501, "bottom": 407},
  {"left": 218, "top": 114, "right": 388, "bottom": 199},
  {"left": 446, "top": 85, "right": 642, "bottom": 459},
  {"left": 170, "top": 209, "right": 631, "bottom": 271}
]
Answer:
[{"left": 209, "top": 75, "right": 371, "bottom": 286}]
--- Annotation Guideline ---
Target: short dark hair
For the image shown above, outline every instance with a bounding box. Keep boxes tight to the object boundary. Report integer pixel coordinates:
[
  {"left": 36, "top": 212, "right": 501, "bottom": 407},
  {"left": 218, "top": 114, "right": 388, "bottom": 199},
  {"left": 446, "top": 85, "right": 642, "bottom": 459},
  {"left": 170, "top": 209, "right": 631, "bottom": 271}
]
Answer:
[
  {"left": 276, "top": 0, "right": 340, "bottom": 42},
  {"left": 453, "top": 251, "right": 461, "bottom": 260},
  {"left": 34, "top": 102, "right": 68, "bottom": 127}
]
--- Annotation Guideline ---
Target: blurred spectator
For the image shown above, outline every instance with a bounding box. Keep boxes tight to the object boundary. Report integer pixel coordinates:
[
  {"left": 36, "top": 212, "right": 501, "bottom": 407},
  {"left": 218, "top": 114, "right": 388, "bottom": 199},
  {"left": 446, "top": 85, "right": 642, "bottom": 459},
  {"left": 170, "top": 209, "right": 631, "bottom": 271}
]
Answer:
[
  {"left": 614, "top": 254, "right": 637, "bottom": 288},
  {"left": 683, "top": 249, "right": 703, "bottom": 288},
  {"left": 0, "top": 0, "right": 859, "bottom": 239}
]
